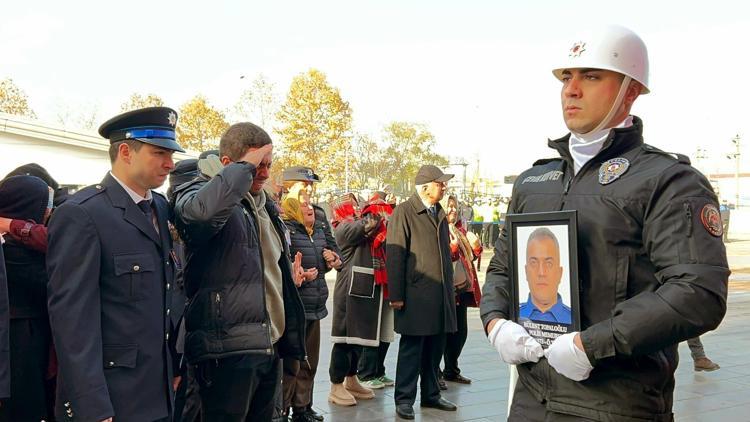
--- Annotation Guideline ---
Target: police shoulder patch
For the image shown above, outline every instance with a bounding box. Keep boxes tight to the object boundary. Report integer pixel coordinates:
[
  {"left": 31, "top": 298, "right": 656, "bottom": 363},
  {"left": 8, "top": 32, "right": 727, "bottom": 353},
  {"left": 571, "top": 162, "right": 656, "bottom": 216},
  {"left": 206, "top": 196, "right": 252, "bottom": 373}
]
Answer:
[
  {"left": 598, "top": 157, "right": 630, "bottom": 185},
  {"left": 700, "top": 203, "right": 723, "bottom": 237}
]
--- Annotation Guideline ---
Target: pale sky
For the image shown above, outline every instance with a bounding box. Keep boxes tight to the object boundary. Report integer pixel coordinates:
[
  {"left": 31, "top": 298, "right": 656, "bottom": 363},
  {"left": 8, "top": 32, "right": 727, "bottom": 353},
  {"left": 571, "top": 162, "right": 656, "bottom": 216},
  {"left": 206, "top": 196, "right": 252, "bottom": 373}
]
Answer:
[{"left": 2, "top": 0, "right": 748, "bottom": 180}]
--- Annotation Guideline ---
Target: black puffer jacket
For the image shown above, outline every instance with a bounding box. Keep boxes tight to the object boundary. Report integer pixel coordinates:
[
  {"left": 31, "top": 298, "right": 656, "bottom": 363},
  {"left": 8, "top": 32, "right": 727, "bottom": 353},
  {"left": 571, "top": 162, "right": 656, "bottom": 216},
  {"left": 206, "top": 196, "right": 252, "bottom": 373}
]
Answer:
[
  {"left": 284, "top": 220, "right": 330, "bottom": 320},
  {"left": 173, "top": 162, "right": 306, "bottom": 364},
  {"left": 480, "top": 117, "right": 728, "bottom": 421}
]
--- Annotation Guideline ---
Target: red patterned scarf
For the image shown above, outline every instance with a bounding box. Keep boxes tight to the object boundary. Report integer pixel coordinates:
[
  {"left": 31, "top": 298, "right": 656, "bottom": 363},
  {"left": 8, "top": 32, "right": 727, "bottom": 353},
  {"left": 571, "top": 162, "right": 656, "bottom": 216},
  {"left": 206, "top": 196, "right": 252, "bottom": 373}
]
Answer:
[{"left": 361, "top": 201, "right": 394, "bottom": 298}]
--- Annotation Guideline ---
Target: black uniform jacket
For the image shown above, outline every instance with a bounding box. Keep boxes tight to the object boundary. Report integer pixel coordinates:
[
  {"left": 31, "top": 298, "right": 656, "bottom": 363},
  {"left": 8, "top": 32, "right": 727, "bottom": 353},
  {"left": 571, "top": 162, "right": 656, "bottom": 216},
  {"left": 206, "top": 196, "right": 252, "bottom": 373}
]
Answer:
[
  {"left": 480, "top": 117, "right": 729, "bottom": 421},
  {"left": 47, "top": 173, "right": 175, "bottom": 422},
  {"left": 386, "top": 193, "right": 457, "bottom": 336}
]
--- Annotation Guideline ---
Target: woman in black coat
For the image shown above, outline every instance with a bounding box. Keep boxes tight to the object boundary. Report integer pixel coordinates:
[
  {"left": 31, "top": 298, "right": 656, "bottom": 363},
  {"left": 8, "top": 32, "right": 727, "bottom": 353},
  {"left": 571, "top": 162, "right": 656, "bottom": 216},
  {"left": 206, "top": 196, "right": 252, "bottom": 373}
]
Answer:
[
  {"left": 281, "top": 196, "right": 341, "bottom": 421},
  {"left": 0, "top": 175, "right": 54, "bottom": 422}
]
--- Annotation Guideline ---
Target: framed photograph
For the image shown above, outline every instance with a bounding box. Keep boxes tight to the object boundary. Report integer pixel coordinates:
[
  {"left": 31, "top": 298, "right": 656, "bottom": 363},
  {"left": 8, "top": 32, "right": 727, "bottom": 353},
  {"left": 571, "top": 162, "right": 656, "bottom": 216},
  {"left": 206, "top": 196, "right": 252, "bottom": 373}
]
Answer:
[{"left": 507, "top": 211, "right": 580, "bottom": 348}]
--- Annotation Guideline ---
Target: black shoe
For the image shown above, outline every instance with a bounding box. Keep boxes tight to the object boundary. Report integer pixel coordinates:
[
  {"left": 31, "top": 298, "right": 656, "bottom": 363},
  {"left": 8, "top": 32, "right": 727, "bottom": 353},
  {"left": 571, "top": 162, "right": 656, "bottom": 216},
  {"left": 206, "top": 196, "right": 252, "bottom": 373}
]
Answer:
[
  {"left": 291, "top": 412, "right": 317, "bottom": 422},
  {"left": 421, "top": 397, "right": 457, "bottom": 411},
  {"left": 444, "top": 373, "right": 472, "bottom": 384},
  {"left": 306, "top": 407, "right": 324, "bottom": 421},
  {"left": 396, "top": 403, "right": 415, "bottom": 420},
  {"left": 438, "top": 378, "right": 447, "bottom": 390}
]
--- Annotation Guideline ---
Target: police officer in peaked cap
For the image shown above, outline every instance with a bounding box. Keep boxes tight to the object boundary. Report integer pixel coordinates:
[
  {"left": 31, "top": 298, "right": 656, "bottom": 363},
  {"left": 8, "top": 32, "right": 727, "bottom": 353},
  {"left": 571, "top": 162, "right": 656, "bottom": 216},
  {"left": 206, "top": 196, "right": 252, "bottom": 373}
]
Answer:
[
  {"left": 480, "top": 26, "right": 728, "bottom": 421},
  {"left": 47, "top": 107, "right": 184, "bottom": 422}
]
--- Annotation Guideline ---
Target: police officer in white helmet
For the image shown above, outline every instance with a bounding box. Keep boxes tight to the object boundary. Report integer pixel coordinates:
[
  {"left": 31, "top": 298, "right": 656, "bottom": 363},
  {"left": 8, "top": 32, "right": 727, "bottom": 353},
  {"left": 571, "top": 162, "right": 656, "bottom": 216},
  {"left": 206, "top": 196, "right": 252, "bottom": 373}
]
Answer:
[{"left": 481, "top": 25, "right": 729, "bottom": 421}]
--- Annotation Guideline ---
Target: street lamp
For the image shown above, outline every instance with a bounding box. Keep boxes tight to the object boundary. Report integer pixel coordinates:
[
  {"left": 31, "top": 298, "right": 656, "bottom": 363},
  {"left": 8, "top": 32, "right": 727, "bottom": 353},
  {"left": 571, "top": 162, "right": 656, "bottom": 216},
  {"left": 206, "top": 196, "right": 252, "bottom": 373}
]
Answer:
[
  {"left": 726, "top": 134, "right": 741, "bottom": 208},
  {"left": 449, "top": 160, "right": 469, "bottom": 198}
]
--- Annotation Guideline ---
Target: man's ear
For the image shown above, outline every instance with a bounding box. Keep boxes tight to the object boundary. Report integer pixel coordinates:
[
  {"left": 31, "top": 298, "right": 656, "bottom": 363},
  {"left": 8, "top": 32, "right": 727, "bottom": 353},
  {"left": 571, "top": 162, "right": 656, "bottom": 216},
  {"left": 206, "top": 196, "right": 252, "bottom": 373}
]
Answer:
[
  {"left": 220, "top": 156, "right": 232, "bottom": 166},
  {"left": 624, "top": 80, "right": 642, "bottom": 107},
  {"left": 119, "top": 142, "right": 132, "bottom": 164}
]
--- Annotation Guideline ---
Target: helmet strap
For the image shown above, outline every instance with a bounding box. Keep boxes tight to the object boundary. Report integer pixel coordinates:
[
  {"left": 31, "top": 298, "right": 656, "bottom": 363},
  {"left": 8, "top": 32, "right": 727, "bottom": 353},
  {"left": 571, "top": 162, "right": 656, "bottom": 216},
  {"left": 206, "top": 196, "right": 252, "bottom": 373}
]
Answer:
[{"left": 579, "top": 76, "right": 632, "bottom": 137}]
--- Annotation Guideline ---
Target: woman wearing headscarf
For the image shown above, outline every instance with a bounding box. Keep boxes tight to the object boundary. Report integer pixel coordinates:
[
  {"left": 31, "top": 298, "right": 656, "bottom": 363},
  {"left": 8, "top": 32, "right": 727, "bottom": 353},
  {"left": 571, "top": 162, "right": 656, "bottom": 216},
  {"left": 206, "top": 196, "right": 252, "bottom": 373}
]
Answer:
[
  {"left": 441, "top": 194, "right": 482, "bottom": 385},
  {"left": 356, "top": 192, "right": 396, "bottom": 390},
  {"left": 0, "top": 175, "right": 55, "bottom": 422},
  {"left": 328, "top": 193, "right": 394, "bottom": 406},
  {"left": 281, "top": 195, "right": 341, "bottom": 421}
]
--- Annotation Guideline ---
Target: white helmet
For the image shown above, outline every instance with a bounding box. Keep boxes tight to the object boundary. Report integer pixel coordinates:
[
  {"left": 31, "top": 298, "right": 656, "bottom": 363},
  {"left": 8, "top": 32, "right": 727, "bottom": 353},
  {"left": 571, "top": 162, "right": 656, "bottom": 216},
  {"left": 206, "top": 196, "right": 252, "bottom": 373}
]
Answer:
[{"left": 552, "top": 25, "right": 650, "bottom": 94}]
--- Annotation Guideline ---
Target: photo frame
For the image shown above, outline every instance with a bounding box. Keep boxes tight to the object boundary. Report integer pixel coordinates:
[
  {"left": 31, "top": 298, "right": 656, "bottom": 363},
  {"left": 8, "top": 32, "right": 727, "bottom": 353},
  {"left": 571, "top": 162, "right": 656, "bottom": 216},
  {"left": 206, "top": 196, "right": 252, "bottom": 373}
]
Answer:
[{"left": 507, "top": 210, "right": 580, "bottom": 348}]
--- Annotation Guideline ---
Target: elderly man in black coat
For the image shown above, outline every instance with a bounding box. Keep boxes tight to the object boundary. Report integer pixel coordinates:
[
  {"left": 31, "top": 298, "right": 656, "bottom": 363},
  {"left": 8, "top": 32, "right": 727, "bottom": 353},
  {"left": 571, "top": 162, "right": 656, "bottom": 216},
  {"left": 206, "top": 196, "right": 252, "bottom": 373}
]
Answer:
[{"left": 386, "top": 165, "right": 459, "bottom": 420}]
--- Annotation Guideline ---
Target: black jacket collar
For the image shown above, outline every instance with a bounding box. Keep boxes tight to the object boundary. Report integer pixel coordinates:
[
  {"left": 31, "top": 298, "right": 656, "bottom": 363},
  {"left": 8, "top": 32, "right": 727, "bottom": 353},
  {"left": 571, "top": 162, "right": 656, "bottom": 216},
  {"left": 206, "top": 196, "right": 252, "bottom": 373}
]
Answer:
[{"left": 548, "top": 115, "right": 644, "bottom": 163}]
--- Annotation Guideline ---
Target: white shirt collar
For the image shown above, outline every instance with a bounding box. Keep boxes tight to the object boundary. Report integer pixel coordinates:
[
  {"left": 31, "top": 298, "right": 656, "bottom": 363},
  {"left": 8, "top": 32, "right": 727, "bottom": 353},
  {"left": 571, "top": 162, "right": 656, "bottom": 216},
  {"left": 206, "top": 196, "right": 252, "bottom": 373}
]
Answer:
[
  {"left": 109, "top": 171, "right": 152, "bottom": 204},
  {"left": 569, "top": 115, "right": 633, "bottom": 174}
]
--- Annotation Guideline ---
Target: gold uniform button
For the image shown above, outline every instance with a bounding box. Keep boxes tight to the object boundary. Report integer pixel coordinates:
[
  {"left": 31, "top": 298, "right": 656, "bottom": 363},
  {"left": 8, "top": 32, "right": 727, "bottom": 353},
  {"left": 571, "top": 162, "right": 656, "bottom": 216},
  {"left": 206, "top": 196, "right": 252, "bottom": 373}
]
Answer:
[
  {"left": 95, "top": 185, "right": 102, "bottom": 189},
  {"left": 166, "top": 332, "right": 170, "bottom": 341},
  {"left": 133, "top": 265, "right": 140, "bottom": 272},
  {"left": 166, "top": 283, "right": 171, "bottom": 290},
  {"left": 166, "top": 308, "right": 171, "bottom": 316},
  {"left": 108, "top": 361, "right": 115, "bottom": 367}
]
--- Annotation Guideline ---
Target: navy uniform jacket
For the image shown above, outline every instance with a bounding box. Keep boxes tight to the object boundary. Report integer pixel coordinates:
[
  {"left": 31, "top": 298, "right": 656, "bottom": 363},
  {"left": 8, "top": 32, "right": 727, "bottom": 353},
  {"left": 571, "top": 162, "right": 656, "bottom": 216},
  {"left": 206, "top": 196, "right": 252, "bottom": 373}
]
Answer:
[
  {"left": 0, "top": 242, "right": 9, "bottom": 400},
  {"left": 47, "top": 173, "right": 175, "bottom": 422}
]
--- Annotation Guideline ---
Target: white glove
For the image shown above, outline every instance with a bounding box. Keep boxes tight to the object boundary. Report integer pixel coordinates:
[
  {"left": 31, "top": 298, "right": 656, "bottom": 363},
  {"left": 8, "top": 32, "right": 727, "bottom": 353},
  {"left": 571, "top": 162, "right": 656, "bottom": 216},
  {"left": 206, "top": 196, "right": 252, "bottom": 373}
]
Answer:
[
  {"left": 487, "top": 318, "right": 544, "bottom": 365},
  {"left": 544, "top": 332, "right": 594, "bottom": 381}
]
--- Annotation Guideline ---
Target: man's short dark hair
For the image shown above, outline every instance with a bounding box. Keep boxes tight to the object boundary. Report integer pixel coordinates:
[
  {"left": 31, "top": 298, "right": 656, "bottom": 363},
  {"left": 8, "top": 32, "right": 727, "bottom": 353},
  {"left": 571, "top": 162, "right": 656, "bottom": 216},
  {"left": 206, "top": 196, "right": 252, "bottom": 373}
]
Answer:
[
  {"left": 108, "top": 139, "right": 143, "bottom": 163},
  {"left": 527, "top": 227, "right": 560, "bottom": 253},
  {"left": 219, "top": 122, "right": 273, "bottom": 162}
]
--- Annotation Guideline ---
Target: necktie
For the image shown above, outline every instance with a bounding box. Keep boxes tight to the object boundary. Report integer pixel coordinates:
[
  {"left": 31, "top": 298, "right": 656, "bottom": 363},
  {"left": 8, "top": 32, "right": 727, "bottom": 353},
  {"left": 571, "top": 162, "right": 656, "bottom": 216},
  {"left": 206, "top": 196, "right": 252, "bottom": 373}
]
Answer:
[
  {"left": 429, "top": 205, "right": 437, "bottom": 218},
  {"left": 137, "top": 200, "right": 158, "bottom": 232}
]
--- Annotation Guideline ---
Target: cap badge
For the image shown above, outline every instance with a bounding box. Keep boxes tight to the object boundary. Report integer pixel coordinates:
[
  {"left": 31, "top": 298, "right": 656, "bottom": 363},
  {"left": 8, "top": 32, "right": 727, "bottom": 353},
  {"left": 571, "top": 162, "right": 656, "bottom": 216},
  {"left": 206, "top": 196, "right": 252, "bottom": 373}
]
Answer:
[
  {"left": 569, "top": 41, "right": 586, "bottom": 58},
  {"left": 598, "top": 157, "right": 629, "bottom": 185},
  {"left": 167, "top": 112, "right": 177, "bottom": 127},
  {"left": 306, "top": 169, "right": 313, "bottom": 177}
]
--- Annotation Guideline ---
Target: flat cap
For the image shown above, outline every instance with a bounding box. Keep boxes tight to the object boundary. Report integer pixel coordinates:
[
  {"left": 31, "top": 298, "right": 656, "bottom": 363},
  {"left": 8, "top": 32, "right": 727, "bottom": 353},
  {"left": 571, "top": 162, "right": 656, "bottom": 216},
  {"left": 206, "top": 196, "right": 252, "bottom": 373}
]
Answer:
[{"left": 415, "top": 165, "right": 453, "bottom": 185}]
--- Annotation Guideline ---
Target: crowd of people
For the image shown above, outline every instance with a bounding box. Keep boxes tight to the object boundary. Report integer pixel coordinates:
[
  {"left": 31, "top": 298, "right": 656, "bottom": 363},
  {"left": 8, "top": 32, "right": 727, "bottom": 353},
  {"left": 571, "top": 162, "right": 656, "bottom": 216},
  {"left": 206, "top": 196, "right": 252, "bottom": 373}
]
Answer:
[
  {"left": 0, "top": 24, "right": 730, "bottom": 422},
  {"left": 0, "top": 104, "right": 483, "bottom": 422}
]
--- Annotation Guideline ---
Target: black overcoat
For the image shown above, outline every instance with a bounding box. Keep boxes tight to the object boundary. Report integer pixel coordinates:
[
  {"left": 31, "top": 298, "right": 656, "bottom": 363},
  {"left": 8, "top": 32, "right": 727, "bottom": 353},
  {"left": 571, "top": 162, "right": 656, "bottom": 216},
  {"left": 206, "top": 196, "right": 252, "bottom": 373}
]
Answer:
[{"left": 386, "top": 193, "right": 457, "bottom": 336}]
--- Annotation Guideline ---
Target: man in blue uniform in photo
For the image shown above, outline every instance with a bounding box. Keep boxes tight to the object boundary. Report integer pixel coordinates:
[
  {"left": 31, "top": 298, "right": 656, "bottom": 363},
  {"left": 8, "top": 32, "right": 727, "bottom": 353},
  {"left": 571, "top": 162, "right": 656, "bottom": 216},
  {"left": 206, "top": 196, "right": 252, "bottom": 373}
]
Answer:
[
  {"left": 47, "top": 107, "right": 184, "bottom": 422},
  {"left": 518, "top": 227, "right": 571, "bottom": 325}
]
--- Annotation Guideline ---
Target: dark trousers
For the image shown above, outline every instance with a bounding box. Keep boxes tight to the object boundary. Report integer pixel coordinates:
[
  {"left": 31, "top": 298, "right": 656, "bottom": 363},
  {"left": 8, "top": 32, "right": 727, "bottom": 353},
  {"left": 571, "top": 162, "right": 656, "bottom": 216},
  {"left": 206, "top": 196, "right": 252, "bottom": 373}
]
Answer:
[
  {"left": 358, "top": 341, "right": 390, "bottom": 380},
  {"left": 509, "top": 381, "right": 596, "bottom": 421},
  {"left": 443, "top": 304, "right": 468, "bottom": 378},
  {"left": 394, "top": 333, "right": 445, "bottom": 405},
  {"left": 174, "top": 365, "right": 202, "bottom": 422},
  {"left": 283, "top": 320, "right": 320, "bottom": 412},
  {"left": 0, "top": 318, "right": 51, "bottom": 422},
  {"left": 195, "top": 353, "right": 280, "bottom": 422},
  {"left": 329, "top": 343, "right": 360, "bottom": 383}
]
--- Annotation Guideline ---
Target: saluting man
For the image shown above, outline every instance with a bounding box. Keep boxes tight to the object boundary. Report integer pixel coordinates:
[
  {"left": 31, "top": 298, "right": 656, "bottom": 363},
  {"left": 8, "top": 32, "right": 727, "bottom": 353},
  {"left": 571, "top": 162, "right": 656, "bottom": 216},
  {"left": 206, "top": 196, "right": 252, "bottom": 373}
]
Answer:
[
  {"left": 481, "top": 26, "right": 729, "bottom": 421},
  {"left": 47, "top": 107, "right": 184, "bottom": 422}
]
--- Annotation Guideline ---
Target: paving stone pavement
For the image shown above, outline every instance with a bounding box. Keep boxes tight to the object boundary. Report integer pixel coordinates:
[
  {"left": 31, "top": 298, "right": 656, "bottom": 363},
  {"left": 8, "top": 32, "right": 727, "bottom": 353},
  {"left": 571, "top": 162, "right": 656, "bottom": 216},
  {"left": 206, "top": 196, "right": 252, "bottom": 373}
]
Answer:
[{"left": 306, "top": 249, "right": 750, "bottom": 421}]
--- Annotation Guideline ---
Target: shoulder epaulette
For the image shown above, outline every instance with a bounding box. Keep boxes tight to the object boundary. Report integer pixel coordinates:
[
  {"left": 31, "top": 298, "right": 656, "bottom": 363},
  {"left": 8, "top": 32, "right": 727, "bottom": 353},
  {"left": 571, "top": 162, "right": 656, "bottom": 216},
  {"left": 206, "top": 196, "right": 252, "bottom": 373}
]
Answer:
[
  {"left": 67, "top": 184, "right": 106, "bottom": 204},
  {"left": 641, "top": 144, "right": 691, "bottom": 165},
  {"left": 533, "top": 157, "right": 563, "bottom": 166}
]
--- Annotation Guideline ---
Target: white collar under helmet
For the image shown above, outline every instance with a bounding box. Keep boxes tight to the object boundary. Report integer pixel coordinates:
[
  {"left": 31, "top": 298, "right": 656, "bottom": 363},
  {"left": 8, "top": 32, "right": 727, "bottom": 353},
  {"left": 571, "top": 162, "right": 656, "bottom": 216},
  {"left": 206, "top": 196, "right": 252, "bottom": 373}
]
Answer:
[{"left": 553, "top": 25, "right": 650, "bottom": 136}]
